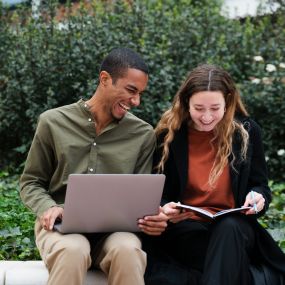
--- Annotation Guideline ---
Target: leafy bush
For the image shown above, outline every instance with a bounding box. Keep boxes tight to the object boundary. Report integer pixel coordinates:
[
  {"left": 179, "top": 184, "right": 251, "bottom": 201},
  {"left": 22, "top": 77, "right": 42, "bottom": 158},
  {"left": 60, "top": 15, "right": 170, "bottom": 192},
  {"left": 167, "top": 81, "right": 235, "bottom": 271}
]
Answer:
[
  {"left": 240, "top": 9, "right": 285, "bottom": 182},
  {"left": 0, "top": 170, "right": 40, "bottom": 260},
  {"left": 259, "top": 181, "right": 285, "bottom": 251},
  {"left": 0, "top": 0, "right": 284, "bottom": 182}
]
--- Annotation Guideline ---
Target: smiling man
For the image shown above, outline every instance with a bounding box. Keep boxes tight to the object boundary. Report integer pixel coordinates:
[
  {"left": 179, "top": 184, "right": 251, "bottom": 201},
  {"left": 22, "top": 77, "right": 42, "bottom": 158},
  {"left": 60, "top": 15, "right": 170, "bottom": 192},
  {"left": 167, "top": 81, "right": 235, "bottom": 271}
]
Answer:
[
  {"left": 86, "top": 64, "right": 148, "bottom": 134},
  {"left": 20, "top": 48, "right": 168, "bottom": 285}
]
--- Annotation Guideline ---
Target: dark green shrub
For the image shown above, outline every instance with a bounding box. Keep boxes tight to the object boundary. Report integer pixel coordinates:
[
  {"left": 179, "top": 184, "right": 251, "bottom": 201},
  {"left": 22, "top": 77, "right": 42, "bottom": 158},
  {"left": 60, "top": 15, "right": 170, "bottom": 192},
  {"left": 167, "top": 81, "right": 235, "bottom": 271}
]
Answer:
[
  {"left": 242, "top": 68, "right": 285, "bottom": 182},
  {"left": 239, "top": 9, "right": 285, "bottom": 181},
  {"left": 0, "top": 0, "right": 284, "bottom": 180},
  {"left": 259, "top": 181, "right": 285, "bottom": 251},
  {"left": 0, "top": 171, "right": 40, "bottom": 260}
]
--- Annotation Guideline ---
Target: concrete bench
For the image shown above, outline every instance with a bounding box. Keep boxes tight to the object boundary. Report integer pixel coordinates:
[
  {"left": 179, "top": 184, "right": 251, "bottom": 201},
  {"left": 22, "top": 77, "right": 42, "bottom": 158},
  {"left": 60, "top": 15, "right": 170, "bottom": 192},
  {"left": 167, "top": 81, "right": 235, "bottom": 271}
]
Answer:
[{"left": 0, "top": 261, "right": 107, "bottom": 285}]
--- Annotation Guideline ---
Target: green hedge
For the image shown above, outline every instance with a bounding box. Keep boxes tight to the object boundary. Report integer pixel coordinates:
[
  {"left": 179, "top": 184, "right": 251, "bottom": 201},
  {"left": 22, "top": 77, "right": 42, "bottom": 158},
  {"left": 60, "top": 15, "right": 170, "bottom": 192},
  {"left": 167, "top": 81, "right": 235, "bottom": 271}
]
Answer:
[
  {"left": 0, "top": 171, "right": 40, "bottom": 260},
  {"left": 0, "top": 0, "right": 284, "bottom": 181}
]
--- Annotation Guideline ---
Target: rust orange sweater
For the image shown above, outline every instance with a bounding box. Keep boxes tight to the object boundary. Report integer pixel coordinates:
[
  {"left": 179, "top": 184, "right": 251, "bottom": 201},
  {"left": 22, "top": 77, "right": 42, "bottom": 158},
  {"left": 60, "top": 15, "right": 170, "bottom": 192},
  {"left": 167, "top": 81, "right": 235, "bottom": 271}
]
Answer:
[{"left": 182, "top": 127, "right": 235, "bottom": 221}]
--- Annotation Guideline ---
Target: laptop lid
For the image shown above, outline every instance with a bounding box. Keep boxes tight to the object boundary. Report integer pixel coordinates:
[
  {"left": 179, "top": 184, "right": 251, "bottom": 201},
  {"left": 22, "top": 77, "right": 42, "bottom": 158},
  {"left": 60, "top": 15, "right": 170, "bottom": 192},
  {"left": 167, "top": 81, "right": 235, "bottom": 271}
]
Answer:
[{"left": 54, "top": 174, "right": 165, "bottom": 234}]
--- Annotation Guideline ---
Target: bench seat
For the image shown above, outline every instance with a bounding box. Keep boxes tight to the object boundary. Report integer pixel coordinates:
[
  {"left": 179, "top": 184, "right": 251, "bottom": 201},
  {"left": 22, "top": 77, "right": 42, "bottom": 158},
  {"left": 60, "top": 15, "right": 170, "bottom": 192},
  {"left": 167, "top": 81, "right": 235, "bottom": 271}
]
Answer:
[{"left": 0, "top": 261, "right": 107, "bottom": 285}]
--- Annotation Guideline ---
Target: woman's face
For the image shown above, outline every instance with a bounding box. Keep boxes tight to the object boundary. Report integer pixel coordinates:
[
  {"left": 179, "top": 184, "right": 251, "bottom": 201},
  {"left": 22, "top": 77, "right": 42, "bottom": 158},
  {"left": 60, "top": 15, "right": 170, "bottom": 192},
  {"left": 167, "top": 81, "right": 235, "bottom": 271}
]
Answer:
[{"left": 189, "top": 91, "right": 226, "bottom": 132}]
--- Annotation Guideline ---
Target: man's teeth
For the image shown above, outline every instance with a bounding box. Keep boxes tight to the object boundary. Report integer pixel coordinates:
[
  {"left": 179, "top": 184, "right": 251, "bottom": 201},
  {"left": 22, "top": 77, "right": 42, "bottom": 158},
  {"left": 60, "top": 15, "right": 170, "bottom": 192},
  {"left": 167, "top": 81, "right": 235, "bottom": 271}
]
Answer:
[{"left": 119, "top": 103, "right": 130, "bottom": 111}]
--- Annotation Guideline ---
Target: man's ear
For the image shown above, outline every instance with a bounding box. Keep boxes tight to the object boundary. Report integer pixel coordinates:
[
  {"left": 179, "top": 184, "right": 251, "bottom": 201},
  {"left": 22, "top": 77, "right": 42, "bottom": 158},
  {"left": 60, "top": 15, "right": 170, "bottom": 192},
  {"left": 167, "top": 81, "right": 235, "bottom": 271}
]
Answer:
[{"left": 99, "top": 71, "right": 111, "bottom": 86}]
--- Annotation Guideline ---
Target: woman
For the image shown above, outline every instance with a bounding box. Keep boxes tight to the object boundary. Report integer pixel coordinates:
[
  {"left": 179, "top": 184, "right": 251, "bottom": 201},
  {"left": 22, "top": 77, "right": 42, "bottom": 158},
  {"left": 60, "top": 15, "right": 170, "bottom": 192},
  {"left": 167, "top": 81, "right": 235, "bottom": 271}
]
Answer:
[{"left": 150, "top": 64, "right": 285, "bottom": 284}]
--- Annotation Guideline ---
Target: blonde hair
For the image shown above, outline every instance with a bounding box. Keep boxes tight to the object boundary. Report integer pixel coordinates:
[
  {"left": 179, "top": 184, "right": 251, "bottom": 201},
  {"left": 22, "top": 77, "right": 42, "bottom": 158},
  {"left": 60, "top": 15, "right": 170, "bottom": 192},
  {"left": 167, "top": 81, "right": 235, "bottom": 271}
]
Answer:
[{"left": 156, "top": 64, "right": 249, "bottom": 187}]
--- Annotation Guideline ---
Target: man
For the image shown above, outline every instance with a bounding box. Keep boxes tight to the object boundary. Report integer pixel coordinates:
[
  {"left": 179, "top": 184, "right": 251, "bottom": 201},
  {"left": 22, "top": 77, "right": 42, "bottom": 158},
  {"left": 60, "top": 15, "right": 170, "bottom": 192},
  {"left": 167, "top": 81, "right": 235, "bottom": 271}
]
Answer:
[{"left": 20, "top": 47, "right": 168, "bottom": 285}]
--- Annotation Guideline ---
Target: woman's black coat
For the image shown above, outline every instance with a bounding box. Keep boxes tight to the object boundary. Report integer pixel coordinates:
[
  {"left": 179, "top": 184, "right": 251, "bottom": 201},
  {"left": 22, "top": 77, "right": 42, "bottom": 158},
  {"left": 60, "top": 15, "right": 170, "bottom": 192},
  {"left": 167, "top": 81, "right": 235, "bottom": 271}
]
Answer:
[{"left": 154, "top": 117, "right": 285, "bottom": 274}]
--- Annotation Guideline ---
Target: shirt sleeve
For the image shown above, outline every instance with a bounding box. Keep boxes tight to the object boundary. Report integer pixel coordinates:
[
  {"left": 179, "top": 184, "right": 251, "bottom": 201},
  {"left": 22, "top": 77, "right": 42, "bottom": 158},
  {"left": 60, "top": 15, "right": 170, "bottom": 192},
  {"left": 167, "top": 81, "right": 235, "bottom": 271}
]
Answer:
[
  {"left": 134, "top": 128, "right": 156, "bottom": 174},
  {"left": 19, "top": 114, "right": 59, "bottom": 217}
]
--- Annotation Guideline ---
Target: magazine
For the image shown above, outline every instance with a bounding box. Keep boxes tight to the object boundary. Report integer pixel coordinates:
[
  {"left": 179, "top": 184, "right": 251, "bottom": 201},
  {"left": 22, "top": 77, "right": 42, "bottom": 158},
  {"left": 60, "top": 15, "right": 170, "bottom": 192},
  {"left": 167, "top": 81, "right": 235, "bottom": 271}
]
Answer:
[{"left": 175, "top": 203, "right": 252, "bottom": 219}]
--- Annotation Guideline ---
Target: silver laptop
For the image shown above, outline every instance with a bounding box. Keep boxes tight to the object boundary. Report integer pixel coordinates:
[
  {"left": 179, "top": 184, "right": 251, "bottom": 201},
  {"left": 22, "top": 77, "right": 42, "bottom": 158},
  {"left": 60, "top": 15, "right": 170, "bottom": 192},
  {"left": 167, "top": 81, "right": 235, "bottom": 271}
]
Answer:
[{"left": 53, "top": 174, "right": 165, "bottom": 234}]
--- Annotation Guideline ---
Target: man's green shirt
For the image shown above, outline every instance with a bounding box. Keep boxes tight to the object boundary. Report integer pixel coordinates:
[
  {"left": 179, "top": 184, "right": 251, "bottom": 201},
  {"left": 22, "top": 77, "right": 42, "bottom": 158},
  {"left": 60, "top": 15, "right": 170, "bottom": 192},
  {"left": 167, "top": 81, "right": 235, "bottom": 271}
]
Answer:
[{"left": 20, "top": 99, "right": 156, "bottom": 216}]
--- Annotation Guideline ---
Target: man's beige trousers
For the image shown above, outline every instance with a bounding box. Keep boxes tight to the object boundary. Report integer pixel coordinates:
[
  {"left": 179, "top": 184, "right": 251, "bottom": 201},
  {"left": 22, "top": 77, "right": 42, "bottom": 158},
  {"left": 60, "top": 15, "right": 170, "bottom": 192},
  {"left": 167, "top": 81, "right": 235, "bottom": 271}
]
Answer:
[{"left": 35, "top": 219, "right": 146, "bottom": 285}]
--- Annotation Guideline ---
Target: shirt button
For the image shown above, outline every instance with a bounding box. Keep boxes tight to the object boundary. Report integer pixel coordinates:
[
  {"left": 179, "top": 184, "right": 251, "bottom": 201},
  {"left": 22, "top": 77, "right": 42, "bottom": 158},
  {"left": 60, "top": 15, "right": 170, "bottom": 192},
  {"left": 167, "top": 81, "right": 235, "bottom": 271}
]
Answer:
[
  {"left": 88, "top": 118, "right": 92, "bottom": 122},
  {"left": 89, "top": 168, "right": 94, "bottom": 172},
  {"left": 93, "top": 142, "right": 97, "bottom": 146}
]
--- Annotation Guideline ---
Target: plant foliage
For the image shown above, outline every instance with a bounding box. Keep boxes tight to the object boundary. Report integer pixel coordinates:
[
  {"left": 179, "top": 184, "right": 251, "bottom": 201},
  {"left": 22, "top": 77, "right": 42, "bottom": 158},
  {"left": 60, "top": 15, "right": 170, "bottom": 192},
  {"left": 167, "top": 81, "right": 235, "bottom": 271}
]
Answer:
[
  {"left": 0, "top": 0, "right": 284, "bottom": 180},
  {"left": 259, "top": 181, "right": 285, "bottom": 252},
  {"left": 0, "top": 171, "right": 40, "bottom": 260}
]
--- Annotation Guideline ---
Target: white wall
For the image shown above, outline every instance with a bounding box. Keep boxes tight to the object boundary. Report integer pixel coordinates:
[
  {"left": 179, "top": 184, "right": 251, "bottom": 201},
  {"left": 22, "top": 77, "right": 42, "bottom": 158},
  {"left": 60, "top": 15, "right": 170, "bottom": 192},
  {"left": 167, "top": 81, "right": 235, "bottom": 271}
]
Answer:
[{"left": 221, "top": 0, "right": 279, "bottom": 18}]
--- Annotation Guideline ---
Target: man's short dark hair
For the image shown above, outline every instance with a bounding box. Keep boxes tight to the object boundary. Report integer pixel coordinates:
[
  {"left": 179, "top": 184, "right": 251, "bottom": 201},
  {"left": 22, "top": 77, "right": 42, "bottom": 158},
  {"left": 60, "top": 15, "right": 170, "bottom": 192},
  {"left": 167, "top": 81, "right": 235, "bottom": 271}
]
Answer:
[{"left": 100, "top": 47, "right": 149, "bottom": 83}]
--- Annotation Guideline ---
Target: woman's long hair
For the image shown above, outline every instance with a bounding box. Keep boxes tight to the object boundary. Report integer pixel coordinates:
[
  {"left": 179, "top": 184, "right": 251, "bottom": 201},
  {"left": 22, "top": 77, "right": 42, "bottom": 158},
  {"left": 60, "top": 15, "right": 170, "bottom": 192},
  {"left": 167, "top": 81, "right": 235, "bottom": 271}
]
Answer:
[{"left": 156, "top": 64, "right": 249, "bottom": 187}]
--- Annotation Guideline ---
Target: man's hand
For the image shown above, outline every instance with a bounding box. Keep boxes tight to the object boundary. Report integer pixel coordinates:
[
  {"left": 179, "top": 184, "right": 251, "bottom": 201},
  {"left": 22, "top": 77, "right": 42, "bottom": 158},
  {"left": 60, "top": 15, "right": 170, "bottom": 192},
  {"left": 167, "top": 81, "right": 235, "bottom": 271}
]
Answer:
[
  {"left": 138, "top": 207, "right": 168, "bottom": 236},
  {"left": 40, "top": 206, "right": 63, "bottom": 231}
]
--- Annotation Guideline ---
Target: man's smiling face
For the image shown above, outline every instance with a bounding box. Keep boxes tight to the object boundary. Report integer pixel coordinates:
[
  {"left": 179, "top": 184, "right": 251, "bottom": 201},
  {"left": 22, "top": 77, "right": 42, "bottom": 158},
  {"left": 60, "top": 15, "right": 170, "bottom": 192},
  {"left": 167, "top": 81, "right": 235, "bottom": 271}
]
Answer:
[{"left": 103, "top": 68, "right": 148, "bottom": 120}]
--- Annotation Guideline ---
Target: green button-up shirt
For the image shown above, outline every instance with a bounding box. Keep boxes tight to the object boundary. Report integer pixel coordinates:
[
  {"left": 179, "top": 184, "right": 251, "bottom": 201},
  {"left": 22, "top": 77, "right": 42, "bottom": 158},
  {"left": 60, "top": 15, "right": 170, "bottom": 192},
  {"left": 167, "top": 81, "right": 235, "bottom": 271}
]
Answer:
[{"left": 20, "top": 99, "right": 155, "bottom": 216}]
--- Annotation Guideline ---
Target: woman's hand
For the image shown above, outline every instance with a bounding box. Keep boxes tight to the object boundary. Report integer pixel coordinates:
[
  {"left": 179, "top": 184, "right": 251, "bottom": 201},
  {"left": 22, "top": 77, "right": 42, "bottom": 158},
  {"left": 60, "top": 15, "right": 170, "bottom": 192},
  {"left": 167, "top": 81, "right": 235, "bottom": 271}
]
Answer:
[
  {"left": 162, "top": 202, "right": 193, "bottom": 223},
  {"left": 161, "top": 202, "right": 181, "bottom": 216},
  {"left": 243, "top": 191, "right": 265, "bottom": 215}
]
